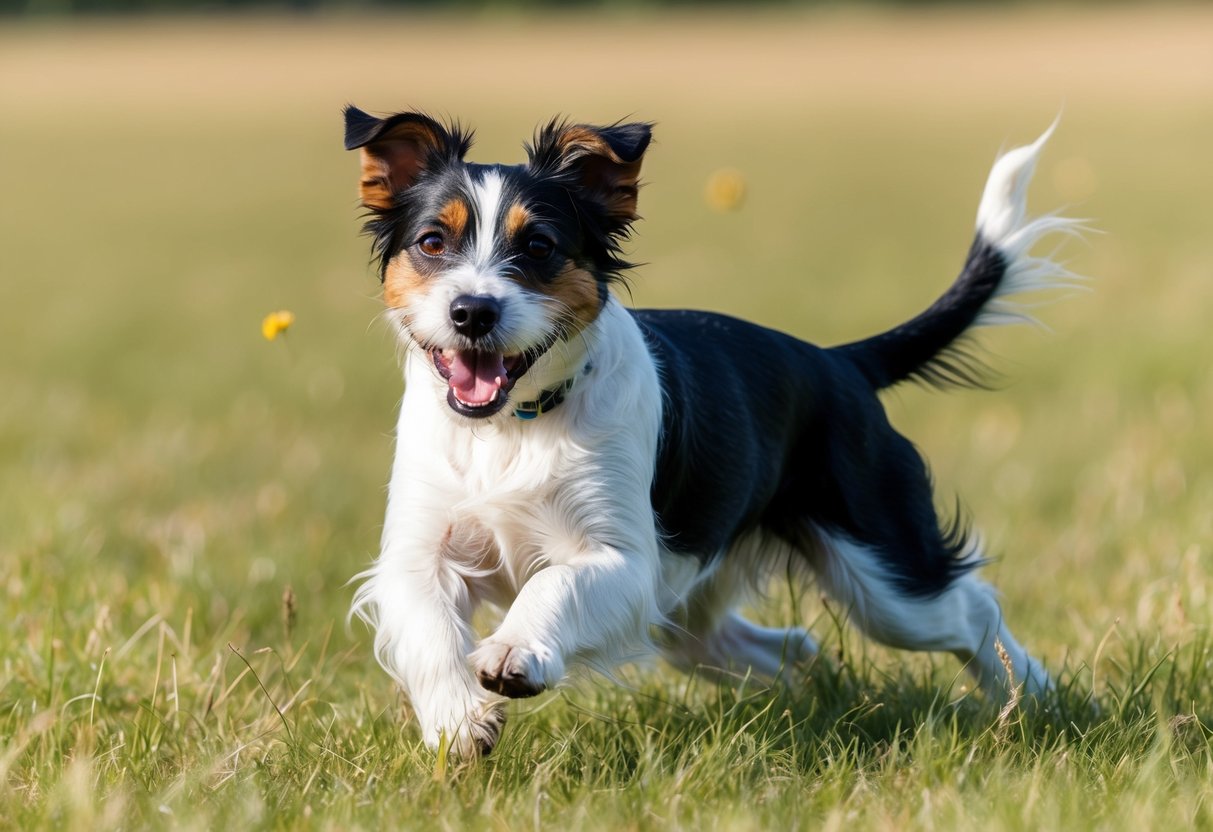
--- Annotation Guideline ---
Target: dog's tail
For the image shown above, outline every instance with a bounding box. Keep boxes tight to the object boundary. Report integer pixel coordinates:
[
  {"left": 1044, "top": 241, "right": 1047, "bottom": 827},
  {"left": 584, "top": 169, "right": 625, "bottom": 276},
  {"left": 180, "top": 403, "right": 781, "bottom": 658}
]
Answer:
[{"left": 834, "top": 122, "right": 1084, "bottom": 391}]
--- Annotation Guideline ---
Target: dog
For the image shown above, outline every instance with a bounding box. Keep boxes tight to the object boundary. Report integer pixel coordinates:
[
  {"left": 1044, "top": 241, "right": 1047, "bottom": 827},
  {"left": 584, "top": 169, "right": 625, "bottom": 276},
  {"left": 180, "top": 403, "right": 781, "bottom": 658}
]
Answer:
[{"left": 344, "top": 106, "right": 1077, "bottom": 757}]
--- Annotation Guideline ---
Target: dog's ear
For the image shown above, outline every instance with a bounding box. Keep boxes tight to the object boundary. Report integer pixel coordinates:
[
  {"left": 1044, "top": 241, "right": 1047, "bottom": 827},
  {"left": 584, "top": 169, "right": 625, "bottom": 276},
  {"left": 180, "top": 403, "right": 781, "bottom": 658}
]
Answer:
[
  {"left": 528, "top": 120, "right": 653, "bottom": 225},
  {"left": 343, "top": 106, "right": 472, "bottom": 211}
]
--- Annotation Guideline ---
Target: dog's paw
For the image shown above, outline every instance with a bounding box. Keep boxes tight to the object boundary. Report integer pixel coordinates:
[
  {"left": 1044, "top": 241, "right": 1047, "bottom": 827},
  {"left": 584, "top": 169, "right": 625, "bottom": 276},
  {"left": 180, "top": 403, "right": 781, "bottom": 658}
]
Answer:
[
  {"left": 460, "top": 703, "right": 507, "bottom": 757},
  {"left": 471, "top": 640, "right": 553, "bottom": 698},
  {"left": 428, "top": 702, "right": 507, "bottom": 758}
]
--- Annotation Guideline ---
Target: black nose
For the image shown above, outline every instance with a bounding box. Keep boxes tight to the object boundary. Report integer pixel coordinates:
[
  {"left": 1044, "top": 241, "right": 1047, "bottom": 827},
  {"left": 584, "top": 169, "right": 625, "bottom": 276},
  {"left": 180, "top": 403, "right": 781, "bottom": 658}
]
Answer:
[{"left": 449, "top": 295, "right": 501, "bottom": 340}]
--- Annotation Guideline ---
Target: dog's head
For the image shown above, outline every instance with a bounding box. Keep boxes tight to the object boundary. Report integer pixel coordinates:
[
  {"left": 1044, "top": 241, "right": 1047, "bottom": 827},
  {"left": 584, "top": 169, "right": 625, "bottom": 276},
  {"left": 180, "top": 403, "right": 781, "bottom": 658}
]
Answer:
[{"left": 344, "top": 107, "right": 652, "bottom": 420}]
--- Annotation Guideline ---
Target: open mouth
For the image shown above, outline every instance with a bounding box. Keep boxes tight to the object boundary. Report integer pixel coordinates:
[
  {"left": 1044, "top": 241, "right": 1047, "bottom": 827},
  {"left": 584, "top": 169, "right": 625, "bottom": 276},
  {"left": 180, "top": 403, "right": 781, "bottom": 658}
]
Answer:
[{"left": 431, "top": 348, "right": 530, "bottom": 418}]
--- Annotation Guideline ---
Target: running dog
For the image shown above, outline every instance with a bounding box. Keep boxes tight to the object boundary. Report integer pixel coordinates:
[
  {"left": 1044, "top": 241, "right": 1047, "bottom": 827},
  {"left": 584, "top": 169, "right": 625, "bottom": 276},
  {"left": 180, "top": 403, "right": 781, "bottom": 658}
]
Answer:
[{"left": 345, "top": 107, "right": 1076, "bottom": 756}]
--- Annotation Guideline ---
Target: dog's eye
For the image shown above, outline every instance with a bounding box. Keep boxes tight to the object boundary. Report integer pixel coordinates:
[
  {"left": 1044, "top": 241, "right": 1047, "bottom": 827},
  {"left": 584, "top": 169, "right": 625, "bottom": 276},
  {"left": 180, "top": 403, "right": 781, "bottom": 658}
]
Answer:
[
  {"left": 525, "top": 235, "right": 555, "bottom": 261},
  {"left": 417, "top": 233, "right": 446, "bottom": 257}
]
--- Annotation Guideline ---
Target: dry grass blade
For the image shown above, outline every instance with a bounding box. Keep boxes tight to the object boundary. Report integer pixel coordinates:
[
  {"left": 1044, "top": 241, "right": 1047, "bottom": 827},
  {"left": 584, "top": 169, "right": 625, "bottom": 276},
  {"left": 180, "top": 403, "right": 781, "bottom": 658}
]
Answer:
[
  {"left": 993, "top": 637, "right": 1023, "bottom": 742},
  {"left": 227, "top": 643, "right": 295, "bottom": 745}
]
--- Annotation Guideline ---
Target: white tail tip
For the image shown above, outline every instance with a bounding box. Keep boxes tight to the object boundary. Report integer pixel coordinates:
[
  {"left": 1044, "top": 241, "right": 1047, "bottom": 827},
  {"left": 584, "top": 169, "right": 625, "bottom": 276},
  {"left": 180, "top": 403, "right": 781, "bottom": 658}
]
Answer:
[
  {"left": 975, "top": 117, "right": 1059, "bottom": 249},
  {"left": 972, "top": 117, "right": 1089, "bottom": 329}
]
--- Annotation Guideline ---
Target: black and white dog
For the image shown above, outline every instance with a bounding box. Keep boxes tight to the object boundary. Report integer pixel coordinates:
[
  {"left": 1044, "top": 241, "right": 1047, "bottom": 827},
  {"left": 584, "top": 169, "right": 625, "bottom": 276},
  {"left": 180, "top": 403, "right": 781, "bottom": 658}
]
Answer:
[{"left": 345, "top": 107, "right": 1076, "bottom": 756}]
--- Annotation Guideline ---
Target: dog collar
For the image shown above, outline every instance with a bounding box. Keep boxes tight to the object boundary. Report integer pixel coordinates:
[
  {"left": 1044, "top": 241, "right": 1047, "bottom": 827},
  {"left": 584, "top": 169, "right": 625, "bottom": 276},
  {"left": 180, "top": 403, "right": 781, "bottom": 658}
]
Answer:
[{"left": 514, "top": 363, "right": 592, "bottom": 420}]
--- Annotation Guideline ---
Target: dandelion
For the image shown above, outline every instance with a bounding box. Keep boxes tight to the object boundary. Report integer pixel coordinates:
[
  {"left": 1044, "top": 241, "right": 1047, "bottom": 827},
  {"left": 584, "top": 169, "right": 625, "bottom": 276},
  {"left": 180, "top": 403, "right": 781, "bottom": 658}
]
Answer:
[
  {"left": 262, "top": 310, "right": 295, "bottom": 341},
  {"left": 704, "top": 168, "right": 746, "bottom": 212}
]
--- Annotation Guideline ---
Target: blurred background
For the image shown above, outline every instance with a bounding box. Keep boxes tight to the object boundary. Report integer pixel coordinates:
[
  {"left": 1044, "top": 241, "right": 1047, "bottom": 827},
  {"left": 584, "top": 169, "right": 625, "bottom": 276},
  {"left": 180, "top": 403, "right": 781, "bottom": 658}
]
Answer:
[{"left": 1, "top": 0, "right": 1211, "bottom": 792}]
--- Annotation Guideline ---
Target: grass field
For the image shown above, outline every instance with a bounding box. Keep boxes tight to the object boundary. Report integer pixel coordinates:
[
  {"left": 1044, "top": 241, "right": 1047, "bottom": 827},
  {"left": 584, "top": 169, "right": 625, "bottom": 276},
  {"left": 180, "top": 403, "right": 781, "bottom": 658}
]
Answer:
[{"left": 3, "top": 6, "right": 1213, "bottom": 828}]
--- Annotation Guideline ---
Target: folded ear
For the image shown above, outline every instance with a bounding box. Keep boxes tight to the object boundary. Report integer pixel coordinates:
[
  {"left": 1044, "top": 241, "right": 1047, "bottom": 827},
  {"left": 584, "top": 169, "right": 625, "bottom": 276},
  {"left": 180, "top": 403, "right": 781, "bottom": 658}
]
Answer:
[
  {"left": 343, "top": 106, "right": 472, "bottom": 211},
  {"left": 528, "top": 120, "right": 653, "bottom": 224}
]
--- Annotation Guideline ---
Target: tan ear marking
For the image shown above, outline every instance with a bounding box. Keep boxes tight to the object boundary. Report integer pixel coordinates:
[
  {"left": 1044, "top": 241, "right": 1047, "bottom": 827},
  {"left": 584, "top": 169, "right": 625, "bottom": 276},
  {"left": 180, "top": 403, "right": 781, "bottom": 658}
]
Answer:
[
  {"left": 356, "top": 126, "right": 437, "bottom": 210},
  {"left": 538, "top": 122, "right": 650, "bottom": 222},
  {"left": 345, "top": 108, "right": 471, "bottom": 212}
]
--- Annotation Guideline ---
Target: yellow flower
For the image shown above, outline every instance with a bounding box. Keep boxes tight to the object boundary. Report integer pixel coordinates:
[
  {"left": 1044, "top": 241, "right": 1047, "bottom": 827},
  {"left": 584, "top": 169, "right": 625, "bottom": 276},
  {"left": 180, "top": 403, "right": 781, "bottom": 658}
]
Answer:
[
  {"left": 262, "top": 310, "right": 295, "bottom": 341},
  {"left": 704, "top": 168, "right": 746, "bottom": 212}
]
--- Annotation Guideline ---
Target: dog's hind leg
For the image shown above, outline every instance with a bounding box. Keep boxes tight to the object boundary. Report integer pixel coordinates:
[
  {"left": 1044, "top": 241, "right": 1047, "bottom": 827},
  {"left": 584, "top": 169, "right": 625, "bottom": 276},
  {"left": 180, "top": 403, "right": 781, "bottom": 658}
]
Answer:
[
  {"left": 805, "top": 528, "right": 1051, "bottom": 699},
  {"left": 662, "top": 610, "right": 820, "bottom": 682},
  {"left": 658, "top": 542, "right": 820, "bottom": 683}
]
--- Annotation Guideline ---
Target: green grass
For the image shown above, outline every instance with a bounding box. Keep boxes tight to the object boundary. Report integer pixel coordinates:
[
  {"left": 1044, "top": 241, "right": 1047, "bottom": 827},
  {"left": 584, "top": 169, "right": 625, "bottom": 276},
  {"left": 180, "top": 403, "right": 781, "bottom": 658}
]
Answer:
[{"left": 3, "top": 6, "right": 1213, "bottom": 829}]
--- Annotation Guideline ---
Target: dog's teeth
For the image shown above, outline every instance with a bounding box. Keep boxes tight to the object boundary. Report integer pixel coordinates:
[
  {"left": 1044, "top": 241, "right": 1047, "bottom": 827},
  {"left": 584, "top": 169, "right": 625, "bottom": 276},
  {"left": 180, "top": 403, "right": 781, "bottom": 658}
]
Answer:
[{"left": 495, "top": 376, "right": 504, "bottom": 388}]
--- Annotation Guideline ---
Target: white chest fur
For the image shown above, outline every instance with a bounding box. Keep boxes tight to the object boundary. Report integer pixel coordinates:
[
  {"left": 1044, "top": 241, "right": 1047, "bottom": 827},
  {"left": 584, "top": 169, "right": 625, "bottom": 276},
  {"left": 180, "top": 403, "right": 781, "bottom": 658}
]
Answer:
[{"left": 351, "top": 300, "right": 675, "bottom": 755}]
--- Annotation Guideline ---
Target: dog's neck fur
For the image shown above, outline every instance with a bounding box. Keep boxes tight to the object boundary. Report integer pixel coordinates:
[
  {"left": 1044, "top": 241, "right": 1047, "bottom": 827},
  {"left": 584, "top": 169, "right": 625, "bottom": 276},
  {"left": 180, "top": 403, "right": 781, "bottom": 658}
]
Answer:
[{"left": 394, "top": 298, "right": 663, "bottom": 538}]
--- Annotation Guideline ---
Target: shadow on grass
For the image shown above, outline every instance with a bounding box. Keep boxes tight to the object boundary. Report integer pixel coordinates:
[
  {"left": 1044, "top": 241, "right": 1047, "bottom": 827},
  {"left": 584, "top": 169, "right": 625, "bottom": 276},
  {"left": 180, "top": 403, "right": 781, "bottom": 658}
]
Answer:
[{"left": 468, "top": 634, "right": 1213, "bottom": 794}]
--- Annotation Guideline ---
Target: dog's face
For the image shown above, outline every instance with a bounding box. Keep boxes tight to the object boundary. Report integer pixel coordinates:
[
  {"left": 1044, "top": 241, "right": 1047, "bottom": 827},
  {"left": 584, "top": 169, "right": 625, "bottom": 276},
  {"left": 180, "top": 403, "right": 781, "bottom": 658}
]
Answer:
[{"left": 344, "top": 108, "right": 652, "bottom": 419}]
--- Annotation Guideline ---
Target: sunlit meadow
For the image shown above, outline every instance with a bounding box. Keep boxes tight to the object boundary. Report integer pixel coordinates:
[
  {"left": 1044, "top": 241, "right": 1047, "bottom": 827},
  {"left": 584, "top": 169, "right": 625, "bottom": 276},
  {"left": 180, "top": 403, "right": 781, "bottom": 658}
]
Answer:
[{"left": 2, "top": 6, "right": 1213, "bottom": 828}]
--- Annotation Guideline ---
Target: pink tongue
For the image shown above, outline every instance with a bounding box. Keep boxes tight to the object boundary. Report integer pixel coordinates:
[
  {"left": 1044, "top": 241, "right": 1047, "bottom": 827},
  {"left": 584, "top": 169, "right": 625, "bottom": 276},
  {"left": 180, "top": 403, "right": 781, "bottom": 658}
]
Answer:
[{"left": 448, "top": 351, "right": 508, "bottom": 405}]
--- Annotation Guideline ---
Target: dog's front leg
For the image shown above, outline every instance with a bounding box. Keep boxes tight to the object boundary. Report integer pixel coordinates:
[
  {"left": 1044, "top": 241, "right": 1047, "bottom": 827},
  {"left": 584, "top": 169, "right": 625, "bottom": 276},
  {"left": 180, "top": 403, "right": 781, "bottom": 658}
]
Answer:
[
  {"left": 358, "top": 502, "right": 505, "bottom": 757},
  {"left": 471, "top": 546, "right": 660, "bottom": 698}
]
